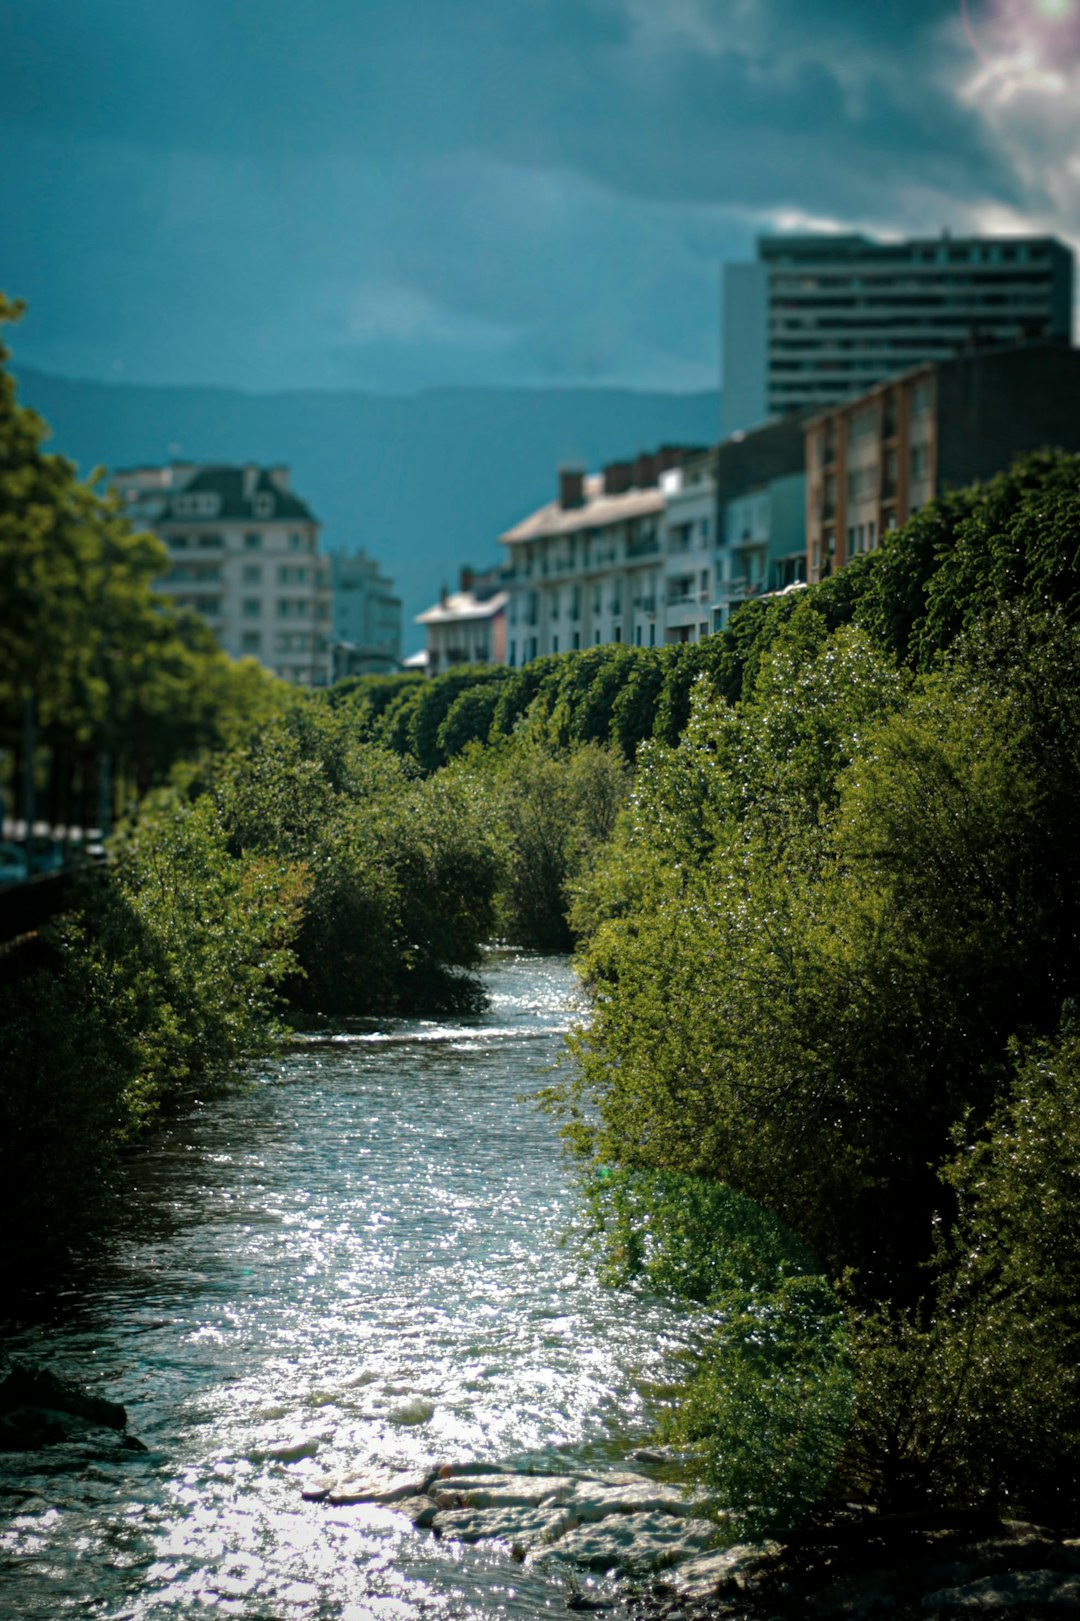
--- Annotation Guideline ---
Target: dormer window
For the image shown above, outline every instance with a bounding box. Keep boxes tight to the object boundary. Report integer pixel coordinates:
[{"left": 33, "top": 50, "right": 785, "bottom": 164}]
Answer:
[
  {"left": 173, "top": 491, "right": 220, "bottom": 518},
  {"left": 254, "top": 493, "right": 274, "bottom": 518}
]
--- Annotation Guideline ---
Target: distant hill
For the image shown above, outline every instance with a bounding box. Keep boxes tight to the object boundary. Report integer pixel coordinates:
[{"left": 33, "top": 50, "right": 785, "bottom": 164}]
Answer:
[{"left": 14, "top": 367, "right": 721, "bottom": 648}]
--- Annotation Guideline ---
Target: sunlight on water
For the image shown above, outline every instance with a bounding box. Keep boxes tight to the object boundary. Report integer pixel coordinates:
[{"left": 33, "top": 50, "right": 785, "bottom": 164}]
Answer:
[{"left": 0, "top": 953, "right": 699, "bottom": 1619}]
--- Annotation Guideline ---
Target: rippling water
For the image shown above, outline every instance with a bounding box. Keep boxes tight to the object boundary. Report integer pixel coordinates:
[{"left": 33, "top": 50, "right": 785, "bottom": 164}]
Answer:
[{"left": 0, "top": 953, "right": 699, "bottom": 1620}]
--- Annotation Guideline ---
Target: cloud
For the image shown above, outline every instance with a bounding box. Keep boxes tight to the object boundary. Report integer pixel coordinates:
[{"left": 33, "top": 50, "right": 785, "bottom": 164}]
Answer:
[{"left": 1, "top": 0, "right": 1076, "bottom": 388}]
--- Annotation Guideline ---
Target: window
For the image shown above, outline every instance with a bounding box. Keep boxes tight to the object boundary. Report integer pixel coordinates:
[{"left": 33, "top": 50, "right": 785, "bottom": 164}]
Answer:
[
  {"left": 244, "top": 532, "right": 262, "bottom": 550},
  {"left": 242, "top": 598, "right": 260, "bottom": 617},
  {"left": 910, "top": 377, "right": 933, "bottom": 416},
  {"left": 254, "top": 493, "right": 274, "bottom": 518},
  {"left": 243, "top": 564, "right": 262, "bottom": 584},
  {"left": 197, "top": 532, "right": 224, "bottom": 549},
  {"left": 241, "top": 631, "right": 261, "bottom": 652}
]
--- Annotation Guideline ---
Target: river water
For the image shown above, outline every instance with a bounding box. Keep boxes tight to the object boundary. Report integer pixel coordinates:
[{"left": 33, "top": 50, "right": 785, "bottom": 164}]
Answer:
[{"left": 0, "top": 952, "right": 698, "bottom": 1620}]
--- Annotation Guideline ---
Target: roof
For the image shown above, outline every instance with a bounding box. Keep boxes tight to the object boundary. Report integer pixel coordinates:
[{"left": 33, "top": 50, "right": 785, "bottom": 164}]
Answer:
[
  {"left": 415, "top": 590, "right": 509, "bottom": 626},
  {"left": 158, "top": 465, "right": 317, "bottom": 524},
  {"left": 500, "top": 475, "right": 664, "bottom": 546}
]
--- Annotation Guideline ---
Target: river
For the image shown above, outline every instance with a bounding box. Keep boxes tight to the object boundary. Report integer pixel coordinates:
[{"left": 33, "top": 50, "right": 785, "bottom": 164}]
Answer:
[{"left": 0, "top": 952, "right": 699, "bottom": 1620}]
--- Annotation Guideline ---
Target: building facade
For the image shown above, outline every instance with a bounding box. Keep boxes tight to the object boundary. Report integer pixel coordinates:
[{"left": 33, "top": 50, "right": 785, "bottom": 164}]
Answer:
[
  {"left": 114, "top": 462, "right": 333, "bottom": 686},
  {"left": 415, "top": 567, "right": 509, "bottom": 676},
  {"left": 500, "top": 450, "right": 703, "bottom": 665},
  {"left": 710, "top": 416, "right": 808, "bottom": 626},
  {"left": 805, "top": 343, "right": 1080, "bottom": 583},
  {"left": 330, "top": 549, "right": 402, "bottom": 678},
  {"left": 722, "top": 232, "right": 1074, "bottom": 435},
  {"left": 660, "top": 455, "right": 716, "bottom": 645}
]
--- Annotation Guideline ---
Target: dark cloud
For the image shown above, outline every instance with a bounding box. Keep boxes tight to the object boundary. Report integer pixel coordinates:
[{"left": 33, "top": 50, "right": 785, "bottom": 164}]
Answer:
[{"left": 0, "top": 0, "right": 1067, "bottom": 391}]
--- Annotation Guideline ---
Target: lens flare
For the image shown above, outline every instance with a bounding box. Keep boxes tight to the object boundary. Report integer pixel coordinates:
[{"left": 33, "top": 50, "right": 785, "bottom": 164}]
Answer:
[{"left": 961, "top": 0, "right": 1080, "bottom": 94}]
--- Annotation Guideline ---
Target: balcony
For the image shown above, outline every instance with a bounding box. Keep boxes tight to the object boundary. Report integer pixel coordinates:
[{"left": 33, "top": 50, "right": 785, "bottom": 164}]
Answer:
[{"left": 626, "top": 533, "right": 660, "bottom": 559}]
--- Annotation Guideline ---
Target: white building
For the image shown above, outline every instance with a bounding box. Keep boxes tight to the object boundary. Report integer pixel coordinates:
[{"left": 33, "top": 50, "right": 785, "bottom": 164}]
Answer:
[
  {"left": 722, "top": 232, "right": 1074, "bottom": 437},
  {"left": 659, "top": 456, "right": 716, "bottom": 646},
  {"left": 500, "top": 452, "right": 706, "bottom": 665},
  {"left": 114, "top": 462, "right": 333, "bottom": 686},
  {"left": 415, "top": 568, "right": 509, "bottom": 676}
]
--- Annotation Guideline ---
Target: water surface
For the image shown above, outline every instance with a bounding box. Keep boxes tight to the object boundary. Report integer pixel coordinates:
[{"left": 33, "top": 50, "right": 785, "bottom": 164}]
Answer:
[{"left": 0, "top": 953, "right": 696, "bottom": 1620}]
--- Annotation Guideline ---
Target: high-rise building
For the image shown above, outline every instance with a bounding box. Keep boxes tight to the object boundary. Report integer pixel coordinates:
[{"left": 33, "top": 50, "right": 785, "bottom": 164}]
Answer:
[
  {"left": 114, "top": 462, "right": 333, "bottom": 686},
  {"left": 722, "top": 232, "right": 1074, "bottom": 435}
]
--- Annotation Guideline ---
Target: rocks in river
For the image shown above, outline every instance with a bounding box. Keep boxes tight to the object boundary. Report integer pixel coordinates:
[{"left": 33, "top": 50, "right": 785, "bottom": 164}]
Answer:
[
  {"left": 552, "top": 1510, "right": 719, "bottom": 1573},
  {"left": 431, "top": 1472, "right": 577, "bottom": 1510},
  {"left": 434, "top": 1501, "right": 577, "bottom": 1548},
  {"left": 304, "top": 1465, "right": 434, "bottom": 1506},
  {"left": 566, "top": 1478, "right": 708, "bottom": 1524},
  {"left": 921, "top": 1569, "right": 1080, "bottom": 1609},
  {"left": 0, "top": 1361, "right": 143, "bottom": 1456},
  {"left": 304, "top": 1459, "right": 723, "bottom": 1580}
]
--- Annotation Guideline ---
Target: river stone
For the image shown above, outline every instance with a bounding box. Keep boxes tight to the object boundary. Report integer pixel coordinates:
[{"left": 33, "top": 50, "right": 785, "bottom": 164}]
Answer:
[
  {"left": 672, "top": 1542, "right": 779, "bottom": 1598},
  {"left": 553, "top": 1511, "right": 718, "bottom": 1573},
  {"left": 922, "top": 1569, "right": 1080, "bottom": 1609},
  {"left": 432, "top": 1461, "right": 515, "bottom": 1479},
  {"left": 432, "top": 1473, "right": 576, "bottom": 1510},
  {"left": 0, "top": 1364, "right": 127, "bottom": 1432},
  {"left": 254, "top": 1437, "right": 321, "bottom": 1464},
  {"left": 322, "top": 1467, "right": 435, "bottom": 1506},
  {"left": 395, "top": 1495, "right": 439, "bottom": 1527},
  {"left": 566, "top": 1478, "right": 704, "bottom": 1523},
  {"left": 432, "top": 1501, "right": 577, "bottom": 1548}
]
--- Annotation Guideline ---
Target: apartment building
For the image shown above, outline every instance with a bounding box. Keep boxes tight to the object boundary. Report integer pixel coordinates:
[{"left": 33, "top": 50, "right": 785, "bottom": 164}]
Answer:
[
  {"left": 415, "top": 567, "right": 509, "bottom": 676},
  {"left": 660, "top": 453, "right": 716, "bottom": 645},
  {"left": 331, "top": 549, "right": 402, "bottom": 677},
  {"left": 501, "top": 449, "right": 703, "bottom": 665},
  {"left": 722, "top": 232, "right": 1074, "bottom": 435},
  {"left": 805, "top": 343, "right": 1080, "bottom": 583},
  {"left": 114, "top": 462, "right": 332, "bottom": 686}
]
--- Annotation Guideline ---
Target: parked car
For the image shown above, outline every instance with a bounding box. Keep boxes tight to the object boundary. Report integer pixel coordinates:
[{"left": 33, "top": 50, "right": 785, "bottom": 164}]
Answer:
[{"left": 0, "top": 842, "right": 30, "bottom": 886}]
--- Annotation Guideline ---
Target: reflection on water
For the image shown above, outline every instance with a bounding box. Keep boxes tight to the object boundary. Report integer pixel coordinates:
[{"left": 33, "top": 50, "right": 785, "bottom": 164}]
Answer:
[{"left": 0, "top": 952, "right": 698, "bottom": 1619}]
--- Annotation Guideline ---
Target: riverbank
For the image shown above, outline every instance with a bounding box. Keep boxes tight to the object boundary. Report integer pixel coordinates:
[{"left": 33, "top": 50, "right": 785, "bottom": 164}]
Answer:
[{"left": 624, "top": 1517, "right": 1080, "bottom": 1619}]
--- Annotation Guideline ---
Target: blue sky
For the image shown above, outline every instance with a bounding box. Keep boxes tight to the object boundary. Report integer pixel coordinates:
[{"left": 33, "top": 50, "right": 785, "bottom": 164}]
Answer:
[{"left": 2, "top": 0, "right": 1078, "bottom": 393}]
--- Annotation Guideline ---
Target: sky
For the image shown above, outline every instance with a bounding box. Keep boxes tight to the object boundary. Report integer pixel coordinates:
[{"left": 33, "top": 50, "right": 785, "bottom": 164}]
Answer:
[{"left": 2, "top": 0, "right": 1078, "bottom": 395}]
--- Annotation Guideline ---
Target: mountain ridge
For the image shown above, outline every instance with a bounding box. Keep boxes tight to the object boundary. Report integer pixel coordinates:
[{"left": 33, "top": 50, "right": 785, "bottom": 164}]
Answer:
[{"left": 14, "top": 365, "right": 722, "bottom": 646}]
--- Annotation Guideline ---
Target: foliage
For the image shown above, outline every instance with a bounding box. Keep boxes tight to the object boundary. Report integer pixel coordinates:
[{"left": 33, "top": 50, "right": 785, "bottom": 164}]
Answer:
[
  {"left": 0, "top": 292, "right": 291, "bottom": 807},
  {"left": 213, "top": 702, "right": 502, "bottom": 1013},
  {"left": 582, "top": 1168, "right": 852, "bottom": 1538},
  {"left": 0, "top": 796, "right": 308, "bottom": 1286},
  {"left": 560, "top": 453, "right": 1080, "bottom": 1521},
  {"left": 464, "top": 736, "right": 629, "bottom": 951}
]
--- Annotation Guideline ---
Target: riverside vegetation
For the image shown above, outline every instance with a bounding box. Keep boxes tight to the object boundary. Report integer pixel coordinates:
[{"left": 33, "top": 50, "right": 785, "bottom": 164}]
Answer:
[{"left": 5, "top": 290, "right": 1080, "bottom": 1547}]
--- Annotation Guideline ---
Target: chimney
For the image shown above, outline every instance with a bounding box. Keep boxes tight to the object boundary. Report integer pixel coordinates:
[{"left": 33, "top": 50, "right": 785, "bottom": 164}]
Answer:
[
  {"left": 633, "top": 451, "right": 659, "bottom": 488},
  {"left": 268, "top": 464, "right": 290, "bottom": 491},
  {"left": 559, "top": 467, "right": 586, "bottom": 509},
  {"left": 603, "top": 461, "right": 633, "bottom": 496},
  {"left": 459, "top": 566, "right": 475, "bottom": 593}
]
